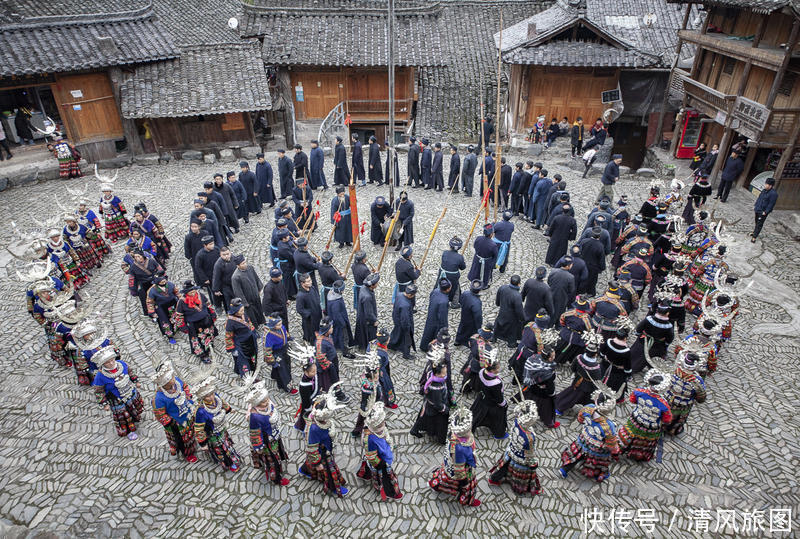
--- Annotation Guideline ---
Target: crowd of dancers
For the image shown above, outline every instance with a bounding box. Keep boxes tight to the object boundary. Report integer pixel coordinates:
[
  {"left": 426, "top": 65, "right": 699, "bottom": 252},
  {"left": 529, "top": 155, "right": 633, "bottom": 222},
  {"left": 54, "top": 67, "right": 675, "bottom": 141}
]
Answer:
[{"left": 11, "top": 148, "right": 743, "bottom": 507}]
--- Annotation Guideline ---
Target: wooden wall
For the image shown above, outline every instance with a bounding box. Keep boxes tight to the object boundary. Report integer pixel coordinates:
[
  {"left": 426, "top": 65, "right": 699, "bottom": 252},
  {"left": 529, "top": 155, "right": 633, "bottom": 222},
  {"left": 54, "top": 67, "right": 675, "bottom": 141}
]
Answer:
[
  {"left": 513, "top": 66, "right": 619, "bottom": 129},
  {"left": 289, "top": 67, "right": 414, "bottom": 121},
  {"left": 51, "top": 71, "right": 123, "bottom": 144},
  {"left": 149, "top": 112, "right": 253, "bottom": 151}
]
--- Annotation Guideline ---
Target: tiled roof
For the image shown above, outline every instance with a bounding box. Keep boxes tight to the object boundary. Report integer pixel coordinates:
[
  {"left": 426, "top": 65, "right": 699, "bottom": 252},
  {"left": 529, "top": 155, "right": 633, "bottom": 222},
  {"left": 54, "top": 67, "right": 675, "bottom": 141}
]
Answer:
[
  {"left": 666, "top": 0, "right": 800, "bottom": 14},
  {"left": 151, "top": 0, "right": 243, "bottom": 46},
  {"left": 0, "top": 4, "right": 177, "bottom": 76},
  {"left": 504, "top": 40, "right": 661, "bottom": 67},
  {"left": 242, "top": 1, "right": 445, "bottom": 66},
  {"left": 496, "top": 0, "right": 702, "bottom": 70},
  {"left": 119, "top": 42, "right": 272, "bottom": 118}
]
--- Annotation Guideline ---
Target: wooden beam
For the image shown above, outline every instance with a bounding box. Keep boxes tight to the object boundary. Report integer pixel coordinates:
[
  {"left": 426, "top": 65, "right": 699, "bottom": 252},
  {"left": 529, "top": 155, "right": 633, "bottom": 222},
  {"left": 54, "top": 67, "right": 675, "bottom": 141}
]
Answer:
[
  {"left": 108, "top": 67, "right": 142, "bottom": 156},
  {"left": 765, "top": 18, "right": 800, "bottom": 109},
  {"left": 735, "top": 142, "right": 758, "bottom": 187},
  {"left": 710, "top": 125, "right": 733, "bottom": 186},
  {"left": 773, "top": 121, "right": 800, "bottom": 187}
]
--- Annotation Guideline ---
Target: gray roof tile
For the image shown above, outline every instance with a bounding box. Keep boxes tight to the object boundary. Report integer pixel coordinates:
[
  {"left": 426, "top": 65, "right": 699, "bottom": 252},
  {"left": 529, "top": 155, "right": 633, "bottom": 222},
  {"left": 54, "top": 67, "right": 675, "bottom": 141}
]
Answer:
[{"left": 119, "top": 42, "right": 272, "bottom": 118}]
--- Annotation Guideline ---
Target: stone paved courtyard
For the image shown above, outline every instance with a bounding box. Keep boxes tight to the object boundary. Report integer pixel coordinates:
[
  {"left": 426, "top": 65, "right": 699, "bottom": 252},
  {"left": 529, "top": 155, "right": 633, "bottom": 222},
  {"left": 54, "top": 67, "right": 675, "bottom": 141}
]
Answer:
[{"left": 0, "top": 142, "right": 798, "bottom": 538}]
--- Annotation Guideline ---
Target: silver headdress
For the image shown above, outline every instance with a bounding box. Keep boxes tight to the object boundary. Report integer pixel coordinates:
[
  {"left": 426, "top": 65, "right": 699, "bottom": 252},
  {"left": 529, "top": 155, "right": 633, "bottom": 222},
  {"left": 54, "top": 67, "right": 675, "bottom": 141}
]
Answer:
[
  {"left": 649, "top": 179, "right": 664, "bottom": 191},
  {"left": 642, "top": 337, "right": 674, "bottom": 373},
  {"left": 540, "top": 328, "right": 560, "bottom": 350},
  {"left": 514, "top": 400, "right": 538, "bottom": 430},
  {"left": 71, "top": 316, "right": 108, "bottom": 350},
  {"left": 310, "top": 382, "right": 347, "bottom": 427},
  {"left": 484, "top": 347, "right": 500, "bottom": 369},
  {"left": 675, "top": 341, "right": 706, "bottom": 372},
  {"left": 6, "top": 221, "right": 53, "bottom": 282},
  {"left": 49, "top": 299, "right": 89, "bottom": 325},
  {"left": 365, "top": 401, "right": 387, "bottom": 432},
  {"left": 153, "top": 360, "right": 177, "bottom": 388},
  {"left": 93, "top": 345, "right": 118, "bottom": 367},
  {"left": 581, "top": 328, "right": 605, "bottom": 352},
  {"left": 355, "top": 348, "right": 381, "bottom": 376},
  {"left": 288, "top": 342, "right": 316, "bottom": 370},
  {"left": 591, "top": 375, "right": 625, "bottom": 415},
  {"left": 644, "top": 368, "right": 670, "bottom": 394},
  {"left": 448, "top": 406, "right": 473, "bottom": 437},
  {"left": 246, "top": 380, "right": 271, "bottom": 409},
  {"left": 193, "top": 376, "right": 217, "bottom": 400},
  {"left": 670, "top": 178, "right": 685, "bottom": 191},
  {"left": 95, "top": 165, "right": 119, "bottom": 192},
  {"left": 653, "top": 282, "right": 678, "bottom": 304}
]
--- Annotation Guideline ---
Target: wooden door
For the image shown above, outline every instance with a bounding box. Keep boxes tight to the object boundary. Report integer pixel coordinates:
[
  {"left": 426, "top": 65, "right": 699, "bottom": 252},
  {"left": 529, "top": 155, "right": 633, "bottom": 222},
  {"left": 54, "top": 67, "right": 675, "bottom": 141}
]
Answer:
[
  {"left": 523, "top": 67, "right": 617, "bottom": 128},
  {"left": 291, "top": 71, "right": 342, "bottom": 120},
  {"left": 52, "top": 72, "right": 123, "bottom": 143}
]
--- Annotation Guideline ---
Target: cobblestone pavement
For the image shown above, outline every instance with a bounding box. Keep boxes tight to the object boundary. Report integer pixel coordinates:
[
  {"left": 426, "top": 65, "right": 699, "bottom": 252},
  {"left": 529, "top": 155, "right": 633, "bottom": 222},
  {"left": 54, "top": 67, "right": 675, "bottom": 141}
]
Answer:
[{"left": 0, "top": 140, "right": 798, "bottom": 538}]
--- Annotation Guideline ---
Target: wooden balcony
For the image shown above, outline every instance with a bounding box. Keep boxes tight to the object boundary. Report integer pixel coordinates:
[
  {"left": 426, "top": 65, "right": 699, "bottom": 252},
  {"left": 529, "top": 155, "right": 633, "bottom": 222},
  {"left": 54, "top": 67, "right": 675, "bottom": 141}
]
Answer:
[
  {"left": 346, "top": 99, "right": 412, "bottom": 123},
  {"left": 675, "top": 69, "right": 736, "bottom": 118},
  {"left": 765, "top": 108, "right": 800, "bottom": 144},
  {"left": 678, "top": 29, "right": 797, "bottom": 70}
]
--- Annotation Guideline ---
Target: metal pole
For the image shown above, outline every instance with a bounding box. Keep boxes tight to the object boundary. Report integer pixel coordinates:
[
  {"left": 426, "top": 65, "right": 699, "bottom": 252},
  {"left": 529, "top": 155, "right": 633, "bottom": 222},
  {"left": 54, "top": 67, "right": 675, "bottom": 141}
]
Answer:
[{"left": 388, "top": 0, "right": 395, "bottom": 196}]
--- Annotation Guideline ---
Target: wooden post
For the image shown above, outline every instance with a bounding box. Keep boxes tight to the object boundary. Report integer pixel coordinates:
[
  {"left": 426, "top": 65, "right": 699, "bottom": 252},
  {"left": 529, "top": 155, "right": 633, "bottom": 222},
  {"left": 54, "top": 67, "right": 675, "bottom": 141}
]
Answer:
[
  {"left": 736, "top": 143, "right": 758, "bottom": 187},
  {"left": 654, "top": 3, "right": 692, "bottom": 146},
  {"left": 773, "top": 122, "right": 800, "bottom": 188},
  {"left": 709, "top": 124, "right": 732, "bottom": 187},
  {"left": 108, "top": 67, "right": 143, "bottom": 156},
  {"left": 494, "top": 9, "right": 503, "bottom": 222},
  {"left": 765, "top": 19, "right": 800, "bottom": 110}
]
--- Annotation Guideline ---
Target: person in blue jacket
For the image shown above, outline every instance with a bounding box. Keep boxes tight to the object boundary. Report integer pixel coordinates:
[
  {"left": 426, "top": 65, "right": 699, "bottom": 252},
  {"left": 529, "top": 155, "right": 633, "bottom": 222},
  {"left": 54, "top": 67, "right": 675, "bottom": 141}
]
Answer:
[
  {"left": 532, "top": 170, "right": 554, "bottom": 228},
  {"left": 752, "top": 177, "right": 778, "bottom": 241},
  {"left": 420, "top": 278, "right": 451, "bottom": 352},
  {"left": 493, "top": 210, "right": 515, "bottom": 273},
  {"left": 357, "top": 402, "right": 403, "bottom": 500}
]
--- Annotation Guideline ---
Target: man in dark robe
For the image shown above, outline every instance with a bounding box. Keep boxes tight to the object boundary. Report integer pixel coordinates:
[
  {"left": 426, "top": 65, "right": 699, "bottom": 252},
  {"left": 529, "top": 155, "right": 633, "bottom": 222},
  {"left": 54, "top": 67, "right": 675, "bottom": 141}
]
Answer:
[
  {"left": 277, "top": 149, "right": 294, "bottom": 199},
  {"left": 212, "top": 174, "right": 239, "bottom": 233},
  {"left": 455, "top": 280, "right": 483, "bottom": 346},
  {"left": 293, "top": 144, "right": 310, "bottom": 183},
  {"left": 255, "top": 153, "right": 275, "bottom": 207},
  {"left": 393, "top": 191, "right": 415, "bottom": 250},
  {"left": 317, "top": 251, "right": 340, "bottom": 313},
  {"left": 205, "top": 179, "right": 235, "bottom": 234},
  {"left": 293, "top": 237, "right": 320, "bottom": 290},
  {"left": 327, "top": 280, "right": 354, "bottom": 356},
  {"left": 393, "top": 246, "right": 420, "bottom": 303},
  {"left": 370, "top": 196, "right": 392, "bottom": 246},
  {"left": 196, "top": 191, "right": 232, "bottom": 244},
  {"left": 194, "top": 235, "right": 220, "bottom": 304},
  {"left": 292, "top": 178, "right": 313, "bottom": 230},
  {"left": 420, "top": 279, "right": 451, "bottom": 352},
  {"left": 461, "top": 145, "right": 477, "bottom": 197},
  {"left": 352, "top": 133, "right": 365, "bottom": 186},
  {"left": 231, "top": 254, "right": 265, "bottom": 327},
  {"left": 389, "top": 284, "right": 416, "bottom": 359},
  {"left": 261, "top": 266, "right": 289, "bottom": 331},
  {"left": 368, "top": 136, "right": 382, "bottom": 184},
  {"left": 494, "top": 274, "right": 524, "bottom": 348},
  {"left": 479, "top": 150, "right": 495, "bottom": 198},
  {"left": 184, "top": 219, "right": 204, "bottom": 279},
  {"left": 331, "top": 136, "right": 349, "bottom": 186},
  {"left": 497, "top": 157, "right": 512, "bottom": 210},
  {"left": 354, "top": 272, "right": 379, "bottom": 350},
  {"left": 544, "top": 204, "right": 577, "bottom": 266},
  {"left": 212, "top": 246, "right": 237, "bottom": 311},
  {"left": 275, "top": 231, "right": 297, "bottom": 299},
  {"left": 238, "top": 161, "right": 261, "bottom": 215},
  {"left": 407, "top": 136, "right": 421, "bottom": 187},
  {"left": 420, "top": 138, "right": 432, "bottom": 189},
  {"left": 558, "top": 245, "right": 589, "bottom": 295},
  {"left": 431, "top": 142, "right": 444, "bottom": 191},
  {"left": 519, "top": 162, "right": 535, "bottom": 219},
  {"left": 309, "top": 140, "right": 328, "bottom": 190},
  {"left": 522, "top": 266, "right": 554, "bottom": 324},
  {"left": 439, "top": 236, "right": 466, "bottom": 308},
  {"left": 577, "top": 226, "right": 607, "bottom": 296},
  {"left": 548, "top": 259, "right": 576, "bottom": 321},
  {"left": 351, "top": 250, "right": 371, "bottom": 306},
  {"left": 447, "top": 145, "right": 460, "bottom": 191},
  {"left": 467, "top": 223, "right": 498, "bottom": 289},
  {"left": 227, "top": 171, "right": 248, "bottom": 224},
  {"left": 296, "top": 273, "right": 321, "bottom": 344},
  {"left": 493, "top": 210, "right": 514, "bottom": 273},
  {"left": 330, "top": 186, "right": 353, "bottom": 248}
]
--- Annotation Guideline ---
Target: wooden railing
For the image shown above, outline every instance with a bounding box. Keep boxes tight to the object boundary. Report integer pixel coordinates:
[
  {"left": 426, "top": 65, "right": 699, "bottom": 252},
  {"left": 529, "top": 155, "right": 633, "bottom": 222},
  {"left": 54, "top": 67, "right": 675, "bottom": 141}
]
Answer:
[
  {"left": 346, "top": 99, "right": 413, "bottom": 116},
  {"left": 682, "top": 76, "right": 736, "bottom": 116},
  {"left": 764, "top": 108, "right": 800, "bottom": 143},
  {"left": 678, "top": 29, "right": 786, "bottom": 69}
]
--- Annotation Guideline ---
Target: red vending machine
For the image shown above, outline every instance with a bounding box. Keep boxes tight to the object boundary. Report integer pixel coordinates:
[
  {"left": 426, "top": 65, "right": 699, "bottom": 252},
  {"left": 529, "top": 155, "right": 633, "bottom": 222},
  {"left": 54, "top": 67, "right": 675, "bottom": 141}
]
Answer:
[{"left": 676, "top": 110, "right": 704, "bottom": 159}]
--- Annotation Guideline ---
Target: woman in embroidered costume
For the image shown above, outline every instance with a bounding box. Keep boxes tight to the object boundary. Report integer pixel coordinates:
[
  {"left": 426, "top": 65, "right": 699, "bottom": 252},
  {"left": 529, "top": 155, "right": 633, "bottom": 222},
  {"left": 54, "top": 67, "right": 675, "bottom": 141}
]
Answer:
[
  {"left": 470, "top": 348, "right": 509, "bottom": 440},
  {"left": 554, "top": 330, "right": 605, "bottom": 415},
  {"left": 488, "top": 400, "right": 542, "bottom": 496},
  {"left": 52, "top": 137, "right": 82, "bottom": 178},
  {"left": 75, "top": 198, "right": 110, "bottom": 259},
  {"left": 357, "top": 402, "right": 403, "bottom": 500},
  {"left": 92, "top": 346, "right": 144, "bottom": 440},
  {"left": 124, "top": 248, "right": 162, "bottom": 317},
  {"left": 26, "top": 273, "right": 72, "bottom": 365},
  {"left": 600, "top": 327, "right": 632, "bottom": 402},
  {"left": 46, "top": 228, "right": 89, "bottom": 289},
  {"left": 629, "top": 303, "right": 674, "bottom": 373},
  {"left": 351, "top": 350, "right": 383, "bottom": 437},
  {"left": 99, "top": 184, "right": 129, "bottom": 243},
  {"left": 410, "top": 352, "right": 450, "bottom": 444},
  {"left": 225, "top": 297, "right": 259, "bottom": 378},
  {"left": 663, "top": 348, "right": 707, "bottom": 436},
  {"left": 63, "top": 214, "right": 102, "bottom": 270},
  {"left": 131, "top": 205, "right": 170, "bottom": 265},
  {"left": 46, "top": 299, "right": 88, "bottom": 370},
  {"left": 294, "top": 356, "right": 318, "bottom": 431},
  {"left": 558, "top": 388, "right": 621, "bottom": 482},
  {"left": 193, "top": 376, "right": 241, "bottom": 472},
  {"left": 298, "top": 385, "right": 349, "bottom": 497},
  {"left": 460, "top": 324, "right": 494, "bottom": 394},
  {"left": 174, "top": 280, "right": 217, "bottom": 364},
  {"left": 246, "top": 380, "right": 290, "bottom": 486},
  {"left": 147, "top": 273, "right": 179, "bottom": 344},
  {"left": 418, "top": 329, "right": 455, "bottom": 407},
  {"left": 367, "top": 327, "right": 397, "bottom": 409},
  {"left": 428, "top": 407, "right": 481, "bottom": 507},
  {"left": 137, "top": 203, "right": 172, "bottom": 260},
  {"left": 152, "top": 361, "right": 198, "bottom": 463},
  {"left": 685, "top": 242, "right": 727, "bottom": 316},
  {"left": 617, "top": 369, "right": 672, "bottom": 461},
  {"left": 70, "top": 316, "right": 115, "bottom": 386},
  {"left": 263, "top": 314, "right": 296, "bottom": 394},
  {"left": 125, "top": 227, "right": 158, "bottom": 259}
]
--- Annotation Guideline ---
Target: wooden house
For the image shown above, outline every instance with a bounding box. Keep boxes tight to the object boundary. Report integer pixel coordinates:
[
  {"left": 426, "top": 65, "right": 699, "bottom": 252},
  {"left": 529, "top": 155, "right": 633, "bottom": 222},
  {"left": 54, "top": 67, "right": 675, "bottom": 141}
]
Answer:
[{"left": 666, "top": 0, "right": 800, "bottom": 209}]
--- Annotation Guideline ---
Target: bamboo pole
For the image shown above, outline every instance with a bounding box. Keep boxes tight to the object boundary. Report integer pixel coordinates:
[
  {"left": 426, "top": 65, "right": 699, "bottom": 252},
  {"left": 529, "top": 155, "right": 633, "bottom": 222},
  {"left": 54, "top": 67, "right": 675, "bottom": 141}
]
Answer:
[
  {"left": 494, "top": 8, "right": 503, "bottom": 222},
  {"left": 376, "top": 210, "right": 400, "bottom": 272},
  {"left": 461, "top": 189, "right": 492, "bottom": 256},
  {"left": 419, "top": 170, "right": 460, "bottom": 269},
  {"left": 480, "top": 92, "right": 488, "bottom": 223}
]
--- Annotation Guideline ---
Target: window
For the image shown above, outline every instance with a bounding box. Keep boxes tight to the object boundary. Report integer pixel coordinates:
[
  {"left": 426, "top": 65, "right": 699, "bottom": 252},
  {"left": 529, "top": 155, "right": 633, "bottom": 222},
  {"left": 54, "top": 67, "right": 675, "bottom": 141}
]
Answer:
[
  {"left": 722, "top": 56, "right": 736, "bottom": 75},
  {"left": 778, "top": 72, "right": 796, "bottom": 97}
]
